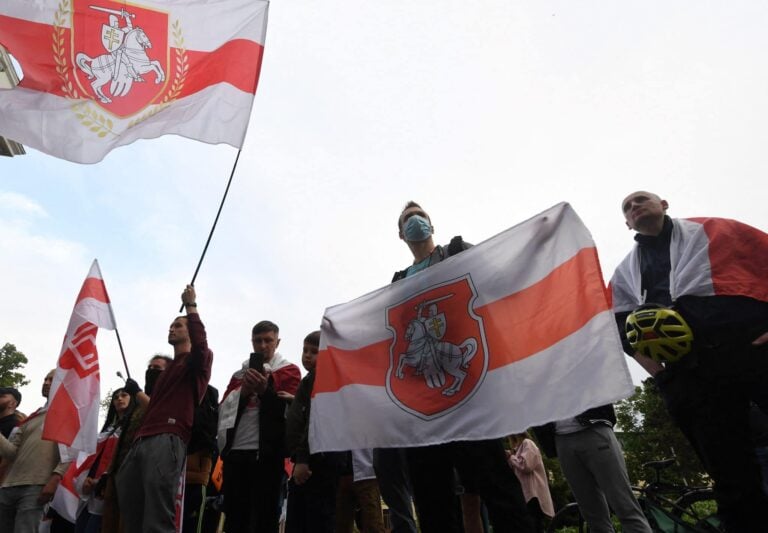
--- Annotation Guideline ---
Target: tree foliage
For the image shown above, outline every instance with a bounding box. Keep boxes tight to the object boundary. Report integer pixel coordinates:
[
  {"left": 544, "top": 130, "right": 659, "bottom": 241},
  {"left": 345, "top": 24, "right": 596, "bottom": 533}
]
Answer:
[
  {"left": 615, "top": 377, "right": 708, "bottom": 486},
  {"left": 100, "top": 388, "right": 114, "bottom": 417},
  {"left": 0, "top": 343, "right": 30, "bottom": 388},
  {"left": 541, "top": 453, "right": 575, "bottom": 510}
]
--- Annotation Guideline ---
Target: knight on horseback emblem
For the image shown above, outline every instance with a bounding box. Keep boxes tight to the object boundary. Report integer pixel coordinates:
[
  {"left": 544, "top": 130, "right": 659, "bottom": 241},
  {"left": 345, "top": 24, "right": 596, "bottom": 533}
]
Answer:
[
  {"left": 395, "top": 294, "right": 478, "bottom": 397},
  {"left": 386, "top": 275, "right": 488, "bottom": 418},
  {"left": 75, "top": 4, "right": 166, "bottom": 104}
]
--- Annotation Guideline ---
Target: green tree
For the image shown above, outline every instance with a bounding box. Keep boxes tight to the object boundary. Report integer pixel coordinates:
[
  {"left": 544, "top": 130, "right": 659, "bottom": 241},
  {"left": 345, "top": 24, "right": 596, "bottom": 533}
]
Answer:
[
  {"left": 0, "top": 342, "right": 30, "bottom": 388},
  {"left": 541, "top": 453, "right": 574, "bottom": 510},
  {"left": 100, "top": 388, "right": 114, "bottom": 417},
  {"left": 615, "top": 377, "right": 708, "bottom": 486}
]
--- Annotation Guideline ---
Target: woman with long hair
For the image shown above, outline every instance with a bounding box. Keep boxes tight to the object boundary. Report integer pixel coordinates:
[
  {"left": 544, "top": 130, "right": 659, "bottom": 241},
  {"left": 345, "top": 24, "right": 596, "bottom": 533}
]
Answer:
[
  {"left": 507, "top": 433, "right": 555, "bottom": 533},
  {"left": 75, "top": 388, "right": 136, "bottom": 533}
]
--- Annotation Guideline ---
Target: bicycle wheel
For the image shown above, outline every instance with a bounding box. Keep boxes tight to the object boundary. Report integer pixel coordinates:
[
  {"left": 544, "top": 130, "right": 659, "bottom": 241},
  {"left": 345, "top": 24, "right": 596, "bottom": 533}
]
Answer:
[
  {"left": 672, "top": 489, "right": 723, "bottom": 532},
  {"left": 547, "top": 502, "right": 588, "bottom": 533}
]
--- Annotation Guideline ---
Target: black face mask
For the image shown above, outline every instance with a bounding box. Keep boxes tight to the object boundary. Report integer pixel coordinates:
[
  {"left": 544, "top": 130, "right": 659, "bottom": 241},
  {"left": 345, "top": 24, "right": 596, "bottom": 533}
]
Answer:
[{"left": 144, "top": 368, "right": 163, "bottom": 396}]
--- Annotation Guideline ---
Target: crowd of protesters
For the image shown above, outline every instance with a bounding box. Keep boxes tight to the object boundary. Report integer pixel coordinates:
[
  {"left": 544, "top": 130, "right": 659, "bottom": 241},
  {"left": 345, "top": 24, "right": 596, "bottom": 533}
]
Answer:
[{"left": 1, "top": 190, "right": 767, "bottom": 533}]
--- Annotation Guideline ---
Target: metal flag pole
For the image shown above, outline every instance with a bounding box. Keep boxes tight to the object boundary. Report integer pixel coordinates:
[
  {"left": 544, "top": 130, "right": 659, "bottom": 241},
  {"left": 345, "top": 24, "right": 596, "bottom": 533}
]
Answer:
[
  {"left": 114, "top": 327, "right": 131, "bottom": 379},
  {"left": 95, "top": 258, "right": 132, "bottom": 379},
  {"left": 179, "top": 148, "right": 242, "bottom": 312}
]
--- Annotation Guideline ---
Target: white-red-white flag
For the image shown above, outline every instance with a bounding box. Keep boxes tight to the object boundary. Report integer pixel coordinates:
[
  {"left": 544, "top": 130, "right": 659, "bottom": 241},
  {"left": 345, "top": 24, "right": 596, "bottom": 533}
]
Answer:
[
  {"left": 50, "top": 456, "right": 89, "bottom": 523},
  {"left": 309, "top": 203, "right": 635, "bottom": 452},
  {"left": 611, "top": 216, "right": 768, "bottom": 312},
  {"left": 43, "top": 259, "right": 115, "bottom": 458},
  {"left": 50, "top": 428, "right": 121, "bottom": 523},
  {"left": 0, "top": 0, "right": 268, "bottom": 163}
]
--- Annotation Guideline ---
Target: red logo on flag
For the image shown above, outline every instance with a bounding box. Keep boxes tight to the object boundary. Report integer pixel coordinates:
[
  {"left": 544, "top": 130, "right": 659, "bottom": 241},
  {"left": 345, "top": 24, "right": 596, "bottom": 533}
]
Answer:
[
  {"left": 70, "top": 0, "right": 169, "bottom": 117},
  {"left": 386, "top": 275, "right": 489, "bottom": 419},
  {"left": 60, "top": 322, "right": 100, "bottom": 378}
]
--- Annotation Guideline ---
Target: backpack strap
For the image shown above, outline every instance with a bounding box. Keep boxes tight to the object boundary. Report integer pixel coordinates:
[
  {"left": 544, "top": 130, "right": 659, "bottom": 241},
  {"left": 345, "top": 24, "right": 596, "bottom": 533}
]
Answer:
[{"left": 446, "top": 235, "right": 465, "bottom": 257}]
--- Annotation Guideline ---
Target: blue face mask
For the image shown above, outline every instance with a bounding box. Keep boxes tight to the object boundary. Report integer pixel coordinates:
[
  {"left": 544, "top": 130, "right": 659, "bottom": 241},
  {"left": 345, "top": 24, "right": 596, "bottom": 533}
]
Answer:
[{"left": 403, "top": 215, "right": 432, "bottom": 242}]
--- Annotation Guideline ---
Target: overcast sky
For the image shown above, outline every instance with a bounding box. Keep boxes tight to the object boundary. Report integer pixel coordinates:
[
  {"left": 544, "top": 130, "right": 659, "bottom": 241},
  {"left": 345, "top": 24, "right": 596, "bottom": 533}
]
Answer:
[{"left": 2, "top": 0, "right": 768, "bottom": 412}]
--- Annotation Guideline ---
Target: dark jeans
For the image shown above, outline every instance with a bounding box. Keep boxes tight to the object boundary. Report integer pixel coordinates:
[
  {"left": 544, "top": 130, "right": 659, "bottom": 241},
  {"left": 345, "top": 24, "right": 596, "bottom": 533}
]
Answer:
[
  {"left": 657, "top": 337, "right": 768, "bottom": 533},
  {"left": 222, "top": 450, "right": 285, "bottom": 533},
  {"left": 75, "top": 509, "right": 102, "bottom": 533},
  {"left": 372, "top": 448, "right": 417, "bottom": 533},
  {"left": 285, "top": 453, "right": 341, "bottom": 533},
  {"left": 405, "top": 439, "right": 533, "bottom": 533},
  {"left": 182, "top": 484, "right": 206, "bottom": 533}
]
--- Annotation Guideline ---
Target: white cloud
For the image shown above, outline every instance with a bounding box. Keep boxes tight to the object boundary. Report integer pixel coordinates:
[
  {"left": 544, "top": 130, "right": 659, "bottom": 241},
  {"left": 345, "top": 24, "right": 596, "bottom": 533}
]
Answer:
[
  {"left": 0, "top": 191, "right": 48, "bottom": 218},
  {"left": 4, "top": 0, "right": 768, "bottom": 413}
]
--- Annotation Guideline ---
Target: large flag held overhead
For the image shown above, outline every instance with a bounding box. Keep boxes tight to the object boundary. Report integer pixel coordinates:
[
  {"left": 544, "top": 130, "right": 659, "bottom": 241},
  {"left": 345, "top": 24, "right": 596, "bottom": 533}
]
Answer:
[
  {"left": 43, "top": 259, "right": 116, "bottom": 459},
  {"left": 0, "top": 0, "right": 269, "bottom": 163},
  {"left": 310, "top": 203, "right": 634, "bottom": 452}
]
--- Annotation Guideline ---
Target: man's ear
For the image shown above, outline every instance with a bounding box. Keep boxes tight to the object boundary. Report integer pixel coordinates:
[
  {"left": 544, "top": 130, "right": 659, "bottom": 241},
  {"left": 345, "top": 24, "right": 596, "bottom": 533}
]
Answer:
[
  {"left": 661, "top": 200, "right": 669, "bottom": 211},
  {"left": 626, "top": 221, "right": 632, "bottom": 230}
]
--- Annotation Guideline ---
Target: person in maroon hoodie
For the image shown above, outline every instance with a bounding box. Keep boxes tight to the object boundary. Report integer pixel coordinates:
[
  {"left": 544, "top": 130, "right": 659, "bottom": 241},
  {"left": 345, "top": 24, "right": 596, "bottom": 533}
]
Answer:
[{"left": 116, "top": 285, "right": 213, "bottom": 533}]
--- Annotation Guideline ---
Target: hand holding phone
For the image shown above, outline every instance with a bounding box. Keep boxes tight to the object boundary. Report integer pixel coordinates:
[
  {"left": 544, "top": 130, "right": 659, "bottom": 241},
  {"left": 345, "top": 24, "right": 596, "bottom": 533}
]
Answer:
[{"left": 249, "top": 352, "right": 265, "bottom": 374}]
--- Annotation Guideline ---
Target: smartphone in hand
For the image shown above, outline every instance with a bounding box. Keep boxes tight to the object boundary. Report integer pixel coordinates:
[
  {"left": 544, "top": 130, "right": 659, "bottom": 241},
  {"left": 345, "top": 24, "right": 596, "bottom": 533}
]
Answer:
[{"left": 249, "top": 352, "right": 265, "bottom": 373}]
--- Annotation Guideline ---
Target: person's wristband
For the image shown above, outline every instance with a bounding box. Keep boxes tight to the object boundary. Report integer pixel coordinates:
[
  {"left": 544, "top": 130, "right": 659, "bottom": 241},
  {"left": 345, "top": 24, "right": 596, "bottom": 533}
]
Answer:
[{"left": 185, "top": 303, "right": 197, "bottom": 307}]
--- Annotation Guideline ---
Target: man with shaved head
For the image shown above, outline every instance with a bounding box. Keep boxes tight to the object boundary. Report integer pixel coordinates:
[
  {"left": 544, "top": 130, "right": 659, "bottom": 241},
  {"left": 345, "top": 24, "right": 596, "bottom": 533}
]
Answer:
[{"left": 611, "top": 191, "right": 768, "bottom": 532}]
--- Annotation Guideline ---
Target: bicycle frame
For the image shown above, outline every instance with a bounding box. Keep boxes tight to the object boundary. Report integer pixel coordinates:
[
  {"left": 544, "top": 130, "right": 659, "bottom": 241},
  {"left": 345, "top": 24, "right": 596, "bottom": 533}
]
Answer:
[{"left": 641, "top": 488, "right": 720, "bottom": 533}]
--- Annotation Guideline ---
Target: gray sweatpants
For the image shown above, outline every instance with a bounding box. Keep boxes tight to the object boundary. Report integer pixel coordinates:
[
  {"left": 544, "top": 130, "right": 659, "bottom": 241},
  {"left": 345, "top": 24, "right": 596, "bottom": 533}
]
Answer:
[
  {"left": 116, "top": 434, "right": 186, "bottom": 533},
  {"left": 555, "top": 425, "right": 651, "bottom": 533}
]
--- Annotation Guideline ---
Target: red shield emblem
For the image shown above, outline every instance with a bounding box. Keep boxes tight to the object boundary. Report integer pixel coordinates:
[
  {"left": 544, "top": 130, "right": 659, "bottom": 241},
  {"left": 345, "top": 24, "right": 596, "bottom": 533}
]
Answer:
[
  {"left": 71, "top": 0, "right": 169, "bottom": 117},
  {"left": 386, "top": 275, "right": 489, "bottom": 419}
]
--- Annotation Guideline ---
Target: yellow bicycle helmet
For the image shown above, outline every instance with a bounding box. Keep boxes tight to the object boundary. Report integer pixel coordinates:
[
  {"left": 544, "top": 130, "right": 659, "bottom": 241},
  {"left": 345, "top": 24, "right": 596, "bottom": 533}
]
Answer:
[{"left": 625, "top": 304, "right": 694, "bottom": 363}]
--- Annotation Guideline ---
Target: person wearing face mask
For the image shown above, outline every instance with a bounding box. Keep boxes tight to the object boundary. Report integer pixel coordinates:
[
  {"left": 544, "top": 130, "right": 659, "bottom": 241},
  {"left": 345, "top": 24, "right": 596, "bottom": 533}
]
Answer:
[
  {"left": 373, "top": 202, "right": 533, "bottom": 533},
  {"left": 100, "top": 354, "right": 172, "bottom": 532}
]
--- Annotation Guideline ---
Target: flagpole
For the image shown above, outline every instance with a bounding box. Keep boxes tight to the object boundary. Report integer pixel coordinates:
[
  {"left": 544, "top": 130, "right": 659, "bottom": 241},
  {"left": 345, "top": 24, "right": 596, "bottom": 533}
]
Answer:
[
  {"left": 114, "top": 327, "right": 131, "bottom": 379},
  {"left": 179, "top": 148, "right": 242, "bottom": 312},
  {"left": 98, "top": 259, "right": 132, "bottom": 379}
]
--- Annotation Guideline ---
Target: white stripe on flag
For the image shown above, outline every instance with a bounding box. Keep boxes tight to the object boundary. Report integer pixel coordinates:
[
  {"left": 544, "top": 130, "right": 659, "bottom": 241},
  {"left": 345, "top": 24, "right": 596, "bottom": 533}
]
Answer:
[{"left": 310, "top": 203, "right": 634, "bottom": 452}]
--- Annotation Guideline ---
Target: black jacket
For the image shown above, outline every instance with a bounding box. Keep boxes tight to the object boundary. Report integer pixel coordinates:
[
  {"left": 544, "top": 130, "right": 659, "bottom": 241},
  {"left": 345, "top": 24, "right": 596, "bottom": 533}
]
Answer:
[
  {"left": 285, "top": 371, "right": 314, "bottom": 464},
  {"left": 222, "top": 377, "right": 292, "bottom": 458}
]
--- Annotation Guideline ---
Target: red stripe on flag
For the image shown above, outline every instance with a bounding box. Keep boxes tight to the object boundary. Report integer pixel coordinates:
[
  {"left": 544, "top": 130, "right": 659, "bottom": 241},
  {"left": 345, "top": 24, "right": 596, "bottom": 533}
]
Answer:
[
  {"left": 691, "top": 217, "right": 768, "bottom": 303},
  {"left": 314, "top": 339, "right": 391, "bottom": 395},
  {"left": 313, "top": 247, "right": 609, "bottom": 394},
  {"left": 77, "top": 277, "right": 110, "bottom": 304},
  {"left": 0, "top": 16, "right": 262, "bottom": 99},
  {"left": 42, "top": 386, "right": 80, "bottom": 445},
  {"left": 476, "top": 247, "right": 609, "bottom": 370},
  {"left": 181, "top": 40, "right": 264, "bottom": 97},
  {"left": 0, "top": 16, "right": 61, "bottom": 94}
]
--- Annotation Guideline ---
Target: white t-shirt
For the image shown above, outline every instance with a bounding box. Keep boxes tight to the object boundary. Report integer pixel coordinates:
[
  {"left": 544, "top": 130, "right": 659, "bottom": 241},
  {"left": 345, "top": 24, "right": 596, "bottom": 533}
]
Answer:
[{"left": 231, "top": 395, "right": 260, "bottom": 450}]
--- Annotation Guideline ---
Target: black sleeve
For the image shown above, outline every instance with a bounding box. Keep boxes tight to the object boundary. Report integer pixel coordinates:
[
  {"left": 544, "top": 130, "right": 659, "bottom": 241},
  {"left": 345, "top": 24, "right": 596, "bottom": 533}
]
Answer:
[
  {"left": 531, "top": 423, "right": 557, "bottom": 459},
  {"left": 615, "top": 310, "right": 635, "bottom": 355},
  {"left": 285, "top": 375, "right": 313, "bottom": 463}
]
